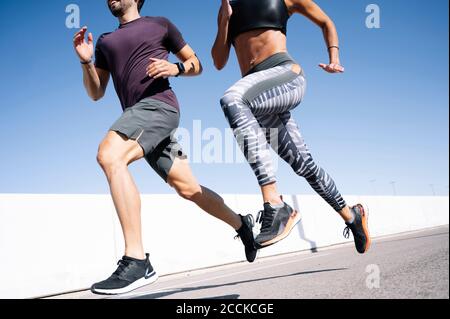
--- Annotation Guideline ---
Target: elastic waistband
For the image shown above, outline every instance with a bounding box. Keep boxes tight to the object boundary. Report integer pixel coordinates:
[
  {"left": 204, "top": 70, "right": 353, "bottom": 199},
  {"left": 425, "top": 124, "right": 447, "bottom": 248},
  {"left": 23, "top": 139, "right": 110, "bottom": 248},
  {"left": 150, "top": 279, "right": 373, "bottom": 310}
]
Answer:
[{"left": 245, "top": 52, "right": 297, "bottom": 77}]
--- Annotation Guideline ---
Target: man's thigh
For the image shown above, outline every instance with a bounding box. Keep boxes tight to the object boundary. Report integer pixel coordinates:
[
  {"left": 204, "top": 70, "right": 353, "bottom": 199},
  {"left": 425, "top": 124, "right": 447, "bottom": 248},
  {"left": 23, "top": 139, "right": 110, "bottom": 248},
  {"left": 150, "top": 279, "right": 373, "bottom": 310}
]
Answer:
[{"left": 145, "top": 136, "right": 189, "bottom": 184}]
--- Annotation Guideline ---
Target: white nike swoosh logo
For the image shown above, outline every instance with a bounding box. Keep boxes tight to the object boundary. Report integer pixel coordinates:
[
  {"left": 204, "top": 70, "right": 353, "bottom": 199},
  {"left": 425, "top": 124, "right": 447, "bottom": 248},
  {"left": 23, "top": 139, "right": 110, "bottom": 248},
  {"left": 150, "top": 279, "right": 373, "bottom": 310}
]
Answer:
[{"left": 145, "top": 269, "right": 154, "bottom": 278}]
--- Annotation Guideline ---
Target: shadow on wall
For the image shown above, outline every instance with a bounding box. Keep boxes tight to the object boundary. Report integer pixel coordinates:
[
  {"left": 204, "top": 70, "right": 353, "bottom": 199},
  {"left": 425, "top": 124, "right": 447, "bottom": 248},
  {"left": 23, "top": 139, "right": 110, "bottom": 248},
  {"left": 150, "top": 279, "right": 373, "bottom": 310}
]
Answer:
[{"left": 292, "top": 195, "right": 318, "bottom": 253}]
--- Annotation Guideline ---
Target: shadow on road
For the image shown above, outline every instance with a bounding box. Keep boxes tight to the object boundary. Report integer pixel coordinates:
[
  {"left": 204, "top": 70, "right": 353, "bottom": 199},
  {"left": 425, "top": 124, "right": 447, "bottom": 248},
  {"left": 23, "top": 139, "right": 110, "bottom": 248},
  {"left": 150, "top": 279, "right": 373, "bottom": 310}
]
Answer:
[
  {"left": 131, "top": 268, "right": 347, "bottom": 299},
  {"left": 199, "top": 294, "right": 240, "bottom": 300},
  {"left": 292, "top": 195, "right": 318, "bottom": 253}
]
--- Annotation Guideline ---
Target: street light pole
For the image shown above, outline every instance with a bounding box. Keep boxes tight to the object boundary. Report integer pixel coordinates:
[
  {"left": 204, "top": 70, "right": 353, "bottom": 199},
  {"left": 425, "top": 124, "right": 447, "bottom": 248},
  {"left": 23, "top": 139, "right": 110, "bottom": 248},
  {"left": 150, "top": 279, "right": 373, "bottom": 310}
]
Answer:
[
  {"left": 429, "top": 184, "right": 436, "bottom": 196},
  {"left": 390, "top": 181, "right": 397, "bottom": 196},
  {"left": 370, "top": 179, "right": 377, "bottom": 195}
]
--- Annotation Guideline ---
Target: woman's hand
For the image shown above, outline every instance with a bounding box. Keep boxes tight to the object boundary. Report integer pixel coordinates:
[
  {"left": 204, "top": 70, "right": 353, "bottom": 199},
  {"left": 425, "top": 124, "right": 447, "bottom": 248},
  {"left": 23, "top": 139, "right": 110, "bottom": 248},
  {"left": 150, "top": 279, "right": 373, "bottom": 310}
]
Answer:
[{"left": 319, "top": 62, "right": 345, "bottom": 73}]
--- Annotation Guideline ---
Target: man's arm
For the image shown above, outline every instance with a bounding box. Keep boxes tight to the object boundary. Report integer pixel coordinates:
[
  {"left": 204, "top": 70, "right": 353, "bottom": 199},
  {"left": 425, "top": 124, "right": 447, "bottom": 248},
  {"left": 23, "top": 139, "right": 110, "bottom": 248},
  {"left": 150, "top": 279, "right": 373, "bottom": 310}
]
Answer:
[
  {"left": 211, "top": 0, "right": 233, "bottom": 70},
  {"left": 81, "top": 63, "right": 110, "bottom": 101},
  {"left": 146, "top": 45, "right": 203, "bottom": 79},
  {"left": 175, "top": 45, "right": 203, "bottom": 76},
  {"left": 288, "top": 0, "right": 344, "bottom": 73},
  {"left": 73, "top": 27, "right": 110, "bottom": 100}
]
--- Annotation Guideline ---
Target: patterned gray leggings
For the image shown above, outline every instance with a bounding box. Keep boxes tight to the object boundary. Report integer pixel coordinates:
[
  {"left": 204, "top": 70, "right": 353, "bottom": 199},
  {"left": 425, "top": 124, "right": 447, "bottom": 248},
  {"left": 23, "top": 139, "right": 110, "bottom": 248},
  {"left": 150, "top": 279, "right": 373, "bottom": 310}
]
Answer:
[{"left": 220, "top": 63, "right": 347, "bottom": 212}]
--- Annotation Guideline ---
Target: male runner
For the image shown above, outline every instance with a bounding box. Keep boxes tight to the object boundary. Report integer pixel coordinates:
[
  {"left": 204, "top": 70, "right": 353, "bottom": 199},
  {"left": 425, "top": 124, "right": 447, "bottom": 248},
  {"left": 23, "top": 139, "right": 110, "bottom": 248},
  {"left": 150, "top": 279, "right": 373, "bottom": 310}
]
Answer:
[
  {"left": 212, "top": 0, "right": 371, "bottom": 252},
  {"left": 73, "top": 0, "right": 257, "bottom": 295}
]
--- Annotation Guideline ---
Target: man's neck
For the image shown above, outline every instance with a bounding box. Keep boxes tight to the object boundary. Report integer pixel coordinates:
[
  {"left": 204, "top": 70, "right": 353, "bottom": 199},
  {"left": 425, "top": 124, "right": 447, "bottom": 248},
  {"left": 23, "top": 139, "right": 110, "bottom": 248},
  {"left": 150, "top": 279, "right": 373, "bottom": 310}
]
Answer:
[{"left": 119, "top": 10, "right": 141, "bottom": 25}]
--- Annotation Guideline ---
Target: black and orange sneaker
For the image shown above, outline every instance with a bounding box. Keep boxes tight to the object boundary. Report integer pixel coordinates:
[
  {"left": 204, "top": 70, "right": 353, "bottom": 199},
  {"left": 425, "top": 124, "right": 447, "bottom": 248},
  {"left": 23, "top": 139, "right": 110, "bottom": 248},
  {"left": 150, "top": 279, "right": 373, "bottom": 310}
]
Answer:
[
  {"left": 235, "top": 214, "right": 258, "bottom": 263},
  {"left": 343, "top": 204, "right": 371, "bottom": 254},
  {"left": 254, "top": 202, "right": 301, "bottom": 249}
]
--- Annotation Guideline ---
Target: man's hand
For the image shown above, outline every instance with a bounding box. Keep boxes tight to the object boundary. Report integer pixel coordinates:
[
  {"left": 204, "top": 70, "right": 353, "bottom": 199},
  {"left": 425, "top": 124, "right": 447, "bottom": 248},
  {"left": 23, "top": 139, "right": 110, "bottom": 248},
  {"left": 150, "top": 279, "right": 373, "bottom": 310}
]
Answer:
[
  {"left": 74, "top": 26, "right": 94, "bottom": 63},
  {"left": 319, "top": 62, "right": 345, "bottom": 73},
  {"left": 220, "top": 0, "right": 233, "bottom": 19},
  {"left": 146, "top": 58, "right": 180, "bottom": 79}
]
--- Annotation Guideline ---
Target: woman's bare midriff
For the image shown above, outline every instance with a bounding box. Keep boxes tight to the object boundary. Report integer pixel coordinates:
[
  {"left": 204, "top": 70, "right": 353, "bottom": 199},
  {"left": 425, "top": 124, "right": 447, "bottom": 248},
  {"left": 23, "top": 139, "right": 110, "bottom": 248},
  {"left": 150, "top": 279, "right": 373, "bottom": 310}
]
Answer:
[{"left": 233, "top": 28, "right": 295, "bottom": 76}]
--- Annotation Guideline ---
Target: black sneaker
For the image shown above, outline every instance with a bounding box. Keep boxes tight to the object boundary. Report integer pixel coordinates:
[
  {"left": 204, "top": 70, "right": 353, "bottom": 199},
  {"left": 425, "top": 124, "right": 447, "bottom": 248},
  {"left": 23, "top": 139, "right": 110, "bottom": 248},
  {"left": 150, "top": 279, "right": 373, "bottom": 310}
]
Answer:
[
  {"left": 235, "top": 214, "right": 258, "bottom": 263},
  {"left": 91, "top": 253, "right": 158, "bottom": 295},
  {"left": 343, "top": 204, "right": 371, "bottom": 254},
  {"left": 254, "top": 202, "right": 301, "bottom": 249}
]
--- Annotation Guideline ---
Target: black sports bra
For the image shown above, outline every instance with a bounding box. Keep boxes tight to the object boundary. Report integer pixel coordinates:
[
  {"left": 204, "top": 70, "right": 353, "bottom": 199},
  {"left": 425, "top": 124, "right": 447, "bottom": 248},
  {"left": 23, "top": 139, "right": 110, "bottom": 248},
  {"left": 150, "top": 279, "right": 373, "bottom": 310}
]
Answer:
[{"left": 228, "top": 0, "right": 290, "bottom": 42}]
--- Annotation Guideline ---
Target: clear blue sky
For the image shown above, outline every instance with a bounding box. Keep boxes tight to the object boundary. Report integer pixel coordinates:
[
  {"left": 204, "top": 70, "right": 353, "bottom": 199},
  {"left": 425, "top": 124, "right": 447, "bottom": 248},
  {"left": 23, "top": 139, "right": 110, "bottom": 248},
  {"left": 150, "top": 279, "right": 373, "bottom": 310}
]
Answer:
[{"left": 0, "top": 0, "right": 448, "bottom": 196}]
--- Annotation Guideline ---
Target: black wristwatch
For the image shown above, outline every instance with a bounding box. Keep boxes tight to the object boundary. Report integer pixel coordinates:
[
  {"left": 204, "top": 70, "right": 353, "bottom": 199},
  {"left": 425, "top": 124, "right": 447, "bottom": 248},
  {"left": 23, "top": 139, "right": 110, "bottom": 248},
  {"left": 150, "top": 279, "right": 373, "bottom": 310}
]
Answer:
[{"left": 175, "top": 62, "right": 185, "bottom": 77}]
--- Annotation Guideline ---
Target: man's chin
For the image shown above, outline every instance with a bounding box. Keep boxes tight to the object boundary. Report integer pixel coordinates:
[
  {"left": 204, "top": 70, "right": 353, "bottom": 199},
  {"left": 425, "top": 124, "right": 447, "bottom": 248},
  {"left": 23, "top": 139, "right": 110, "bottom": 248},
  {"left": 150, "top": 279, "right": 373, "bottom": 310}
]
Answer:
[{"left": 110, "top": 8, "right": 123, "bottom": 17}]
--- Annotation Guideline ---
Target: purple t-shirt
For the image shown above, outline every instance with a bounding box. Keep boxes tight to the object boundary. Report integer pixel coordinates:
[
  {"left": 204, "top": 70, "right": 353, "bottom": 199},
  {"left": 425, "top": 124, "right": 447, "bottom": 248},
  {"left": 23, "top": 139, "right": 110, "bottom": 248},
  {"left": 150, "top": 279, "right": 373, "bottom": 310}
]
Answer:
[{"left": 95, "top": 16, "right": 186, "bottom": 110}]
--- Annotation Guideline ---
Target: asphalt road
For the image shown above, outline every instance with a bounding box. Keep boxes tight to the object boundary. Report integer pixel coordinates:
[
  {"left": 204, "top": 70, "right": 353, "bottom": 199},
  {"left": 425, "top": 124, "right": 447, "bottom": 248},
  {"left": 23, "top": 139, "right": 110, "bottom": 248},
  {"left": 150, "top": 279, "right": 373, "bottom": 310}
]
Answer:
[{"left": 50, "top": 226, "right": 449, "bottom": 299}]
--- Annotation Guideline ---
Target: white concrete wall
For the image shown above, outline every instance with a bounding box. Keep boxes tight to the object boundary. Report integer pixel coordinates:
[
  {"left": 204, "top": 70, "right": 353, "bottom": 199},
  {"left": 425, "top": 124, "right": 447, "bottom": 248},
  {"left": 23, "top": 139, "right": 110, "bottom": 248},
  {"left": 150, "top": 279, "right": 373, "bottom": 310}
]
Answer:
[{"left": 0, "top": 194, "right": 448, "bottom": 299}]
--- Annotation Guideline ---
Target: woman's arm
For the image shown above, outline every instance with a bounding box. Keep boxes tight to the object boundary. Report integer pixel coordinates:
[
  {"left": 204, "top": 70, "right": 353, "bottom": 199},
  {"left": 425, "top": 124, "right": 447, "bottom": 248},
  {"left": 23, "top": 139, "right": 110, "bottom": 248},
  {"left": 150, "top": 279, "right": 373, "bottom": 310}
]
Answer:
[
  {"left": 211, "top": 0, "right": 233, "bottom": 70},
  {"left": 288, "top": 0, "right": 344, "bottom": 73}
]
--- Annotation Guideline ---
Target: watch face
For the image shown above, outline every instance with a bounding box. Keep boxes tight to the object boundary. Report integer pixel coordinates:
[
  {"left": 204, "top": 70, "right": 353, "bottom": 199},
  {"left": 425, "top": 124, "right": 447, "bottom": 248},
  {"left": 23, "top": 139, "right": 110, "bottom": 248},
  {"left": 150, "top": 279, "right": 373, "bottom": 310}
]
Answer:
[{"left": 178, "top": 62, "right": 185, "bottom": 73}]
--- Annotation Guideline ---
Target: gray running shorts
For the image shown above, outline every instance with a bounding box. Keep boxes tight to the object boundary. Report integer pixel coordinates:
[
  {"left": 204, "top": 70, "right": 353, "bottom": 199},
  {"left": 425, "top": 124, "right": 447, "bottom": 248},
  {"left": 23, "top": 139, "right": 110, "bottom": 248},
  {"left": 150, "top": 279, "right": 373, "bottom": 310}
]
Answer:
[{"left": 110, "top": 97, "right": 186, "bottom": 182}]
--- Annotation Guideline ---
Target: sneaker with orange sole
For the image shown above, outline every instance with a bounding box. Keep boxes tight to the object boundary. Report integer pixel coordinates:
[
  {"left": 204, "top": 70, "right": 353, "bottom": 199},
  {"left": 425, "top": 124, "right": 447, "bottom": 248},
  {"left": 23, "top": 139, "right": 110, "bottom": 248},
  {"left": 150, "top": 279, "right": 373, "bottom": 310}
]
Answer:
[
  {"left": 343, "top": 204, "right": 371, "bottom": 254},
  {"left": 255, "top": 201, "right": 301, "bottom": 249}
]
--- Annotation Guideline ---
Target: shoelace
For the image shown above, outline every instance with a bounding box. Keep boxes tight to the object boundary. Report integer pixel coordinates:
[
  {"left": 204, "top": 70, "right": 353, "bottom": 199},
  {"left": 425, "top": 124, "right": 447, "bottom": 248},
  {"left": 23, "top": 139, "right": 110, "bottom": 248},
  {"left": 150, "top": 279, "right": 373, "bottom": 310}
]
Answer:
[
  {"left": 256, "top": 208, "right": 275, "bottom": 232},
  {"left": 343, "top": 226, "right": 351, "bottom": 239},
  {"left": 343, "top": 205, "right": 361, "bottom": 239},
  {"left": 113, "top": 259, "right": 131, "bottom": 277},
  {"left": 234, "top": 215, "right": 255, "bottom": 240}
]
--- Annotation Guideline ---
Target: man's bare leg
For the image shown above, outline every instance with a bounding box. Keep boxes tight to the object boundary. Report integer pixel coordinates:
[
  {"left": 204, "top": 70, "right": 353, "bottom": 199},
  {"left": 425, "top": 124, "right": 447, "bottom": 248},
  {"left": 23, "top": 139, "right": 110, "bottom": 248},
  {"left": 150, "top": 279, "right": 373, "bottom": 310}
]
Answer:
[
  {"left": 167, "top": 157, "right": 242, "bottom": 230},
  {"left": 166, "top": 157, "right": 259, "bottom": 262},
  {"left": 97, "top": 131, "right": 146, "bottom": 260}
]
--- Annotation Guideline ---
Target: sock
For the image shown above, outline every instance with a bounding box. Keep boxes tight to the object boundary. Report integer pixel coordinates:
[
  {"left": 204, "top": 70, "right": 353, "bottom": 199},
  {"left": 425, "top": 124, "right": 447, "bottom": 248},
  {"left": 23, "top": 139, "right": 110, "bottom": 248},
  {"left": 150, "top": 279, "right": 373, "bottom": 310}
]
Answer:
[
  {"left": 347, "top": 208, "right": 356, "bottom": 224},
  {"left": 270, "top": 202, "right": 285, "bottom": 209}
]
